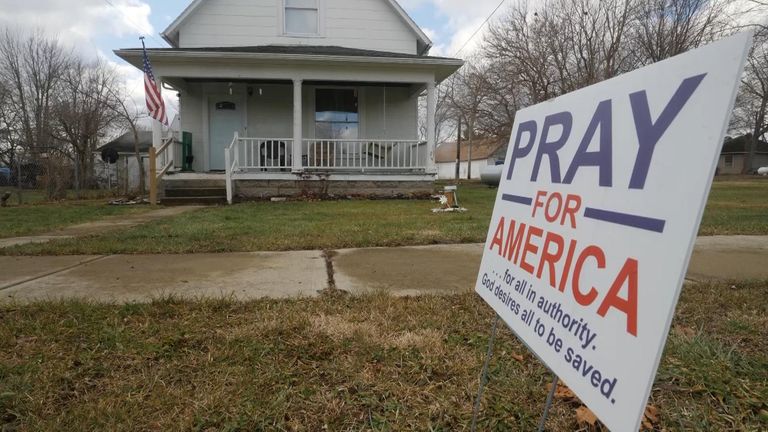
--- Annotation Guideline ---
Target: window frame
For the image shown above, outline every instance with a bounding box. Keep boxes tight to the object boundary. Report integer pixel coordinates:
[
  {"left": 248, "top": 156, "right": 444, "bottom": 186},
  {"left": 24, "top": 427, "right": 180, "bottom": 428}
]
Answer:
[
  {"left": 314, "top": 87, "right": 360, "bottom": 140},
  {"left": 281, "top": 0, "right": 323, "bottom": 37},
  {"left": 724, "top": 154, "right": 734, "bottom": 168}
]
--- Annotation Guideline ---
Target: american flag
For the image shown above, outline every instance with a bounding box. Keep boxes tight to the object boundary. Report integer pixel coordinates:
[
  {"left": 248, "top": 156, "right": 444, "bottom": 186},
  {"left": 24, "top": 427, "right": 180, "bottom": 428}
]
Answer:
[{"left": 142, "top": 44, "right": 168, "bottom": 126}]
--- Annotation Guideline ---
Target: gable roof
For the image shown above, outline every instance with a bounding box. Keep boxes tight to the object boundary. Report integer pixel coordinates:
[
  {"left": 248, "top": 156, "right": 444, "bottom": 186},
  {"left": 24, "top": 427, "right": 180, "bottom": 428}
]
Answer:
[
  {"left": 161, "top": 0, "right": 432, "bottom": 54},
  {"left": 99, "top": 131, "right": 153, "bottom": 154},
  {"left": 435, "top": 137, "right": 507, "bottom": 163}
]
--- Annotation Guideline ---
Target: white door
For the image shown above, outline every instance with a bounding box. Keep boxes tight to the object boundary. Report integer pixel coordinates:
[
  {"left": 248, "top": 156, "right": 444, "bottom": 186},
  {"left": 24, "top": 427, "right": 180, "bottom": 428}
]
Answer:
[{"left": 209, "top": 99, "right": 244, "bottom": 171}]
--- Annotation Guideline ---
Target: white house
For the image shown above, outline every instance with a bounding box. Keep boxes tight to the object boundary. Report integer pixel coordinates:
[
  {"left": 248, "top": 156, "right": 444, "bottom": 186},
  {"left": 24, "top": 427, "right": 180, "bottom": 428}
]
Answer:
[
  {"left": 115, "top": 0, "right": 463, "bottom": 203},
  {"left": 435, "top": 137, "right": 507, "bottom": 180},
  {"left": 716, "top": 134, "right": 768, "bottom": 175}
]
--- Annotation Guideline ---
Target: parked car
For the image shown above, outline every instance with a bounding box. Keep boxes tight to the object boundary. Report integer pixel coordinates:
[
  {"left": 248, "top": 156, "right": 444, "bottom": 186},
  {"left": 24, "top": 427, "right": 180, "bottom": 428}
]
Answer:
[{"left": 0, "top": 167, "right": 10, "bottom": 186}]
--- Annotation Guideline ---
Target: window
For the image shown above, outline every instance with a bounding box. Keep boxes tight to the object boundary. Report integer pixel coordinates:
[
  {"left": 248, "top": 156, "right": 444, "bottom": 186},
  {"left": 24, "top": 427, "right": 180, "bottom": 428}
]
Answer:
[
  {"left": 315, "top": 89, "right": 358, "bottom": 139},
  {"left": 284, "top": 0, "right": 319, "bottom": 35},
  {"left": 724, "top": 154, "right": 734, "bottom": 168}
]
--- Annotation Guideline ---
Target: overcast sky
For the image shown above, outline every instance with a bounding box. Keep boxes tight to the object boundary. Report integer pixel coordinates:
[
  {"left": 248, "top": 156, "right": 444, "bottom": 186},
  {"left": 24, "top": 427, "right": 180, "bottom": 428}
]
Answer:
[{"left": 0, "top": 0, "right": 506, "bottom": 112}]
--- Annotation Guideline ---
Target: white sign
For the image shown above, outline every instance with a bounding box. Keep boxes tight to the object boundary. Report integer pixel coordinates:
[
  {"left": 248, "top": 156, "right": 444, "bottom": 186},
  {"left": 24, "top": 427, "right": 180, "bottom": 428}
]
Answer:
[{"left": 475, "top": 32, "right": 752, "bottom": 431}]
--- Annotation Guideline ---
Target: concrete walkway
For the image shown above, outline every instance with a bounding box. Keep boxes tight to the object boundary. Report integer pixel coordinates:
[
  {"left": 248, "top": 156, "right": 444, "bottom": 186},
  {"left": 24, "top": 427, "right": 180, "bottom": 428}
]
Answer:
[
  {"left": 0, "top": 206, "right": 202, "bottom": 248},
  {"left": 0, "top": 236, "right": 765, "bottom": 303}
]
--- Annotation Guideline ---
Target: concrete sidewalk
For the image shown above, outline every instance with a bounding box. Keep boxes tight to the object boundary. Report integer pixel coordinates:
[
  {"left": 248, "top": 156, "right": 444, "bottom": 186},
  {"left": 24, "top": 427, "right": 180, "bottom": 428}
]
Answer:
[{"left": 0, "top": 236, "right": 765, "bottom": 303}]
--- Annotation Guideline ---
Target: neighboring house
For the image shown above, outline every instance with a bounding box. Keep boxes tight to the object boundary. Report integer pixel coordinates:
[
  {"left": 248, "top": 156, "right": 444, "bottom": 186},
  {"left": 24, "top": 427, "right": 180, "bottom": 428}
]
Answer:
[
  {"left": 115, "top": 0, "right": 463, "bottom": 202},
  {"left": 717, "top": 134, "right": 768, "bottom": 175},
  {"left": 435, "top": 137, "right": 507, "bottom": 180},
  {"left": 96, "top": 131, "right": 153, "bottom": 192}
]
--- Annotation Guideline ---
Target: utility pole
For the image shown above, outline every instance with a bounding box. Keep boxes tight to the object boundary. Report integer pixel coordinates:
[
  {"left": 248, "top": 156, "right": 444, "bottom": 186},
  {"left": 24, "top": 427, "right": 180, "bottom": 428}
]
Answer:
[
  {"left": 455, "top": 117, "right": 462, "bottom": 181},
  {"left": 467, "top": 116, "right": 474, "bottom": 180}
]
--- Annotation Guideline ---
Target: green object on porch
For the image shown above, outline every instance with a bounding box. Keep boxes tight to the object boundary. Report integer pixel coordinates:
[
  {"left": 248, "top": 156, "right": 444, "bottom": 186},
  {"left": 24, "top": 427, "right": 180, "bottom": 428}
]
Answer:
[{"left": 182, "top": 131, "right": 193, "bottom": 172}]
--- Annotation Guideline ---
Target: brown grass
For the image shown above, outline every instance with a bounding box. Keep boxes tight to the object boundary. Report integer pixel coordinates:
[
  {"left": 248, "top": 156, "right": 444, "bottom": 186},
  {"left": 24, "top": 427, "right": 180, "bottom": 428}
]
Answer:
[{"left": 1, "top": 281, "right": 766, "bottom": 431}]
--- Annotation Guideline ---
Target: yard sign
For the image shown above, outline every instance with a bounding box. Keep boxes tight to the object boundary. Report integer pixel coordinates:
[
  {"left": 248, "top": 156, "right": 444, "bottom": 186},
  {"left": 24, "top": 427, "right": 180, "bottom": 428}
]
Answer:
[{"left": 475, "top": 32, "right": 752, "bottom": 431}]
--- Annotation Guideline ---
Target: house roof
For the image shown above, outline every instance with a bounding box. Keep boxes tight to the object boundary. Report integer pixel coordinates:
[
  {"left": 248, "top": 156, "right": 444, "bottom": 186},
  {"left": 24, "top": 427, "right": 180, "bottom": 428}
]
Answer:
[
  {"left": 99, "top": 131, "right": 153, "bottom": 154},
  {"left": 722, "top": 134, "right": 768, "bottom": 154},
  {"left": 114, "top": 45, "right": 463, "bottom": 83},
  {"left": 435, "top": 137, "right": 507, "bottom": 163},
  {"left": 161, "top": 0, "right": 432, "bottom": 54},
  {"left": 135, "top": 45, "right": 457, "bottom": 61}
]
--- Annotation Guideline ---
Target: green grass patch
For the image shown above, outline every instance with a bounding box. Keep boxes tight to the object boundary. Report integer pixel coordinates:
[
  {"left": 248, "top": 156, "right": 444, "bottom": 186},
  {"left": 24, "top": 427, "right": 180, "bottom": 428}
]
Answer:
[
  {"left": 3, "top": 179, "right": 767, "bottom": 255},
  {"left": 699, "top": 180, "right": 768, "bottom": 236},
  {"left": 1, "top": 281, "right": 765, "bottom": 431},
  {"left": 0, "top": 199, "right": 152, "bottom": 239}
]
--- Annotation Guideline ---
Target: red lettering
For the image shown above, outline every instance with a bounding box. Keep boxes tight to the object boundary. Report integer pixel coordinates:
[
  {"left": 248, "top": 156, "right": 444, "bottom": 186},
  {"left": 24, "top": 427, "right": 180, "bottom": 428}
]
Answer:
[
  {"left": 572, "top": 245, "right": 605, "bottom": 306},
  {"left": 532, "top": 190, "right": 547, "bottom": 218},
  {"left": 490, "top": 217, "right": 506, "bottom": 256},
  {"left": 504, "top": 220, "right": 527, "bottom": 264},
  {"left": 536, "top": 231, "right": 564, "bottom": 287},
  {"left": 562, "top": 194, "right": 581, "bottom": 228},
  {"left": 519, "top": 225, "right": 544, "bottom": 275},
  {"left": 558, "top": 239, "right": 578, "bottom": 293},
  {"left": 545, "top": 192, "right": 563, "bottom": 223},
  {"left": 598, "top": 258, "right": 639, "bottom": 336}
]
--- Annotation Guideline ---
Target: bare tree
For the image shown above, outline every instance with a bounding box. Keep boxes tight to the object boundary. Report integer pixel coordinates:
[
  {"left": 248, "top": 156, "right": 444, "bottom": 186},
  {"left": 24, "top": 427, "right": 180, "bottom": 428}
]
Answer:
[
  {"left": 0, "top": 29, "right": 71, "bottom": 198},
  {"left": 446, "top": 59, "right": 493, "bottom": 179},
  {"left": 107, "top": 86, "right": 149, "bottom": 194},
  {"left": 631, "top": 0, "right": 732, "bottom": 65},
  {"left": 731, "top": 28, "right": 768, "bottom": 173},
  {"left": 53, "top": 58, "right": 122, "bottom": 191}
]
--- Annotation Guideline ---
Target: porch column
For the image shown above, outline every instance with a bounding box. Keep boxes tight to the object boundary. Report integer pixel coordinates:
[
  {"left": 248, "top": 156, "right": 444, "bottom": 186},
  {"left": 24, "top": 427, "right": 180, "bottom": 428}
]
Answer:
[
  {"left": 292, "top": 78, "right": 303, "bottom": 173},
  {"left": 426, "top": 80, "right": 437, "bottom": 174}
]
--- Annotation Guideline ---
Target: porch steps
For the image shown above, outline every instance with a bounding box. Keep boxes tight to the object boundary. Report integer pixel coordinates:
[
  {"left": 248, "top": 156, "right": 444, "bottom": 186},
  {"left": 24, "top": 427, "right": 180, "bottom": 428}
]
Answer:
[{"left": 161, "top": 179, "right": 227, "bottom": 206}]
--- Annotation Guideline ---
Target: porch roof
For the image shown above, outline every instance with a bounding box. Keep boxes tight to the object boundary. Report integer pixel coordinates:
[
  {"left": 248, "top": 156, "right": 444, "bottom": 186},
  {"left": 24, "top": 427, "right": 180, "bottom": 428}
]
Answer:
[{"left": 114, "top": 45, "right": 463, "bottom": 83}]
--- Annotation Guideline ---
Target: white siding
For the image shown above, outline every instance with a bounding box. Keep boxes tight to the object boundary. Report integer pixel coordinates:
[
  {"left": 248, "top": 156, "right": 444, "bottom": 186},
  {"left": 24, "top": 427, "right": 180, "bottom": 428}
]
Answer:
[
  {"left": 178, "top": 0, "right": 419, "bottom": 54},
  {"left": 437, "top": 160, "right": 490, "bottom": 180},
  {"left": 247, "top": 84, "right": 293, "bottom": 138}
]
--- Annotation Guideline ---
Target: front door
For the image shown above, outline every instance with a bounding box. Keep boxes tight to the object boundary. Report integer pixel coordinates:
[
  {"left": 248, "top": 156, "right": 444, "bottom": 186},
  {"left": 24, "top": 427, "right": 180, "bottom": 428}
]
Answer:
[{"left": 209, "top": 99, "right": 244, "bottom": 170}]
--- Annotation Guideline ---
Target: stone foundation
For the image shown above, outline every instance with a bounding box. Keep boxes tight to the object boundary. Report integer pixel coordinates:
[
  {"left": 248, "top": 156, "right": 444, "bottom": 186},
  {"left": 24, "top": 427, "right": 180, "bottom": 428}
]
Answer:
[{"left": 234, "top": 179, "right": 435, "bottom": 200}]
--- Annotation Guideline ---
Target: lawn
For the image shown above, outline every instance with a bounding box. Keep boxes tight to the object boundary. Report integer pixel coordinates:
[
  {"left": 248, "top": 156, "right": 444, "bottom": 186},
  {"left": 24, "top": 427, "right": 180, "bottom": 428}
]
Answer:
[
  {"left": 1, "top": 179, "right": 766, "bottom": 255},
  {"left": 1, "top": 280, "right": 766, "bottom": 431},
  {"left": 0, "top": 194, "right": 152, "bottom": 240},
  {"left": 699, "top": 179, "right": 768, "bottom": 235}
]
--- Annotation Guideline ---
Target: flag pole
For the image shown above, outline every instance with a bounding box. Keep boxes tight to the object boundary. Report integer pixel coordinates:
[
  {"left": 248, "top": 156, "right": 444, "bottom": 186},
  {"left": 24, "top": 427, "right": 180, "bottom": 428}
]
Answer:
[{"left": 142, "top": 36, "right": 162, "bottom": 205}]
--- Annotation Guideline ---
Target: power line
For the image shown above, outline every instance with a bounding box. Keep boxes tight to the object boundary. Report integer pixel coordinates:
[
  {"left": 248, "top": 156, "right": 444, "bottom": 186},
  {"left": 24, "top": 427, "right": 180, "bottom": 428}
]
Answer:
[
  {"left": 454, "top": 0, "right": 507, "bottom": 57},
  {"left": 102, "top": 0, "right": 166, "bottom": 47}
]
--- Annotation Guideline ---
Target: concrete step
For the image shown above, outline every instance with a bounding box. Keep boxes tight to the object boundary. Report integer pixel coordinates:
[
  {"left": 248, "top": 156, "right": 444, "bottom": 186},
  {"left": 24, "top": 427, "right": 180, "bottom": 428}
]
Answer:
[
  {"left": 165, "top": 187, "right": 227, "bottom": 198},
  {"left": 163, "top": 179, "right": 226, "bottom": 189},
  {"left": 161, "top": 196, "right": 227, "bottom": 206}
]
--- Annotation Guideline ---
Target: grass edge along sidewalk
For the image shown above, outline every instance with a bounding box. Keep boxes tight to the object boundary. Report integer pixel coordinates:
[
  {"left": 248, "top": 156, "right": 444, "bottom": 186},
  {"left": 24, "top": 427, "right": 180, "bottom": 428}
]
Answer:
[{"left": 2, "top": 180, "right": 768, "bottom": 256}]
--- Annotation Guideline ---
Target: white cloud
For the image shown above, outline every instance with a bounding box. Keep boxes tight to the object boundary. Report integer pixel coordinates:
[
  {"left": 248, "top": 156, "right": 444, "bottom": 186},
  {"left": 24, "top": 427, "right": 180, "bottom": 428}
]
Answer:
[
  {"left": 0, "top": 0, "right": 153, "bottom": 55},
  {"left": 0, "top": 0, "right": 171, "bottom": 126},
  {"left": 402, "top": 0, "right": 514, "bottom": 58}
]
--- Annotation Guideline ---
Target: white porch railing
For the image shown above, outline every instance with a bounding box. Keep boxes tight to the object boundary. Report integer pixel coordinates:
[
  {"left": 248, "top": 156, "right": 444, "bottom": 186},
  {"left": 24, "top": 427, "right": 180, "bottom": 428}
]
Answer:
[
  {"left": 235, "top": 137, "right": 294, "bottom": 170},
  {"left": 302, "top": 139, "right": 426, "bottom": 170},
  {"left": 224, "top": 136, "right": 428, "bottom": 204},
  {"left": 149, "top": 135, "right": 174, "bottom": 205}
]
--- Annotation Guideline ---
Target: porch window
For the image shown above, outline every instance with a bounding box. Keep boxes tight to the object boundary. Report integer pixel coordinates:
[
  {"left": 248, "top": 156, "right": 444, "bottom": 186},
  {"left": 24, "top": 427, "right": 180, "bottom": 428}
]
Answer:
[
  {"left": 315, "top": 89, "right": 358, "bottom": 139},
  {"left": 284, "top": 0, "right": 319, "bottom": 35}
]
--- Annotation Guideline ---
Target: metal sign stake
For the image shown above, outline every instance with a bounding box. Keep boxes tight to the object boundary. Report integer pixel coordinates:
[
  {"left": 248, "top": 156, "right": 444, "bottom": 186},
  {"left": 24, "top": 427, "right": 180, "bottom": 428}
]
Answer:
[
  {"left": 470, "top": 313, "right": 500, "bottom": 432},
  {"left": 536, "top": 372, "right": 559, "bottom": 432}
]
